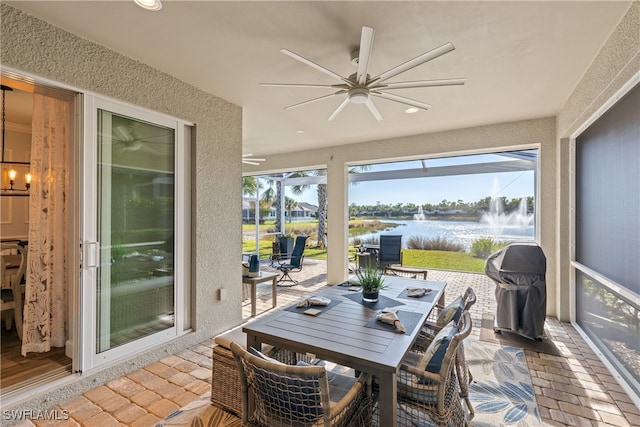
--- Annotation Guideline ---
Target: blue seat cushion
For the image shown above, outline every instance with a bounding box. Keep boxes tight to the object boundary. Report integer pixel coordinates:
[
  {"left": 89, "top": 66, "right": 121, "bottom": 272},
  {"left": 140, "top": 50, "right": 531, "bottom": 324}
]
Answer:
[{"left": 417, "top": 322, "right": 457, "bottom": 377}]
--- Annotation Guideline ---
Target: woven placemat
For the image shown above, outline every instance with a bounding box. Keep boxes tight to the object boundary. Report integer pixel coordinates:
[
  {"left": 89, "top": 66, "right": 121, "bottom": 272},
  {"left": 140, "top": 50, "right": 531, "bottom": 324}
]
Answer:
[
  {"left": 396, "top": 288, "right": 438, "bottom": 302},
  {"left": 284, "top": 298, "right": 341, "bottom": 315},
  {"left": 363, "top": 310, "right": 424, "bottom": 335}
]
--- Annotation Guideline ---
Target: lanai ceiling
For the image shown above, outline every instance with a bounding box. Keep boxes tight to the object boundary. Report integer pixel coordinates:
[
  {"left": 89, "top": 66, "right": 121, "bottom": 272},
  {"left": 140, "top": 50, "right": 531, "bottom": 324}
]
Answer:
[{"left": 5, "top": 1, "right": 631, "bottom": 157}]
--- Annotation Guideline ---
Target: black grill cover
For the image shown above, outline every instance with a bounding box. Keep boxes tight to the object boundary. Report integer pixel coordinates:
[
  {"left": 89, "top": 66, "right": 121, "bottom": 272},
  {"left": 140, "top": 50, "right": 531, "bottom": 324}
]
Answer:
[{"left": 485, "top": 243, "right": 547, "bottom": 340}]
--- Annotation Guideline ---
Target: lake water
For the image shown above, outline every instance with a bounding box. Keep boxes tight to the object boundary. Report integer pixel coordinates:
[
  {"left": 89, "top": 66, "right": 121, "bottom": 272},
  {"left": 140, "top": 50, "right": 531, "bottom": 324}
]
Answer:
[{"left": 352, "top": 219, "right": 535, "bottom": 251}]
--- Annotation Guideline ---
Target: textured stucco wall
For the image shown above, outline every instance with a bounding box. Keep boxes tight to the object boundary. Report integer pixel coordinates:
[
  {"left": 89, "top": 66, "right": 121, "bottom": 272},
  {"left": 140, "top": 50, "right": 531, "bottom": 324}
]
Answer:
[
  {"left": 248, "top": 116, "right": 558, "bottom": 317},
  {"left": 1, "top": 4, "right": 243, "bottom": 414},
  {"left": 556, "top": 2, "right": 639, "bottom": 321}
]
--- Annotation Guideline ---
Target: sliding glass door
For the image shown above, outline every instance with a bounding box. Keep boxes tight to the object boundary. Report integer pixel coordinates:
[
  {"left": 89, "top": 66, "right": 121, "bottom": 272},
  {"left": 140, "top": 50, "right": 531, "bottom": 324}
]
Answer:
[
  {"left": 96, "top": 109, "right": 176, "bottom": 352},
  {"left": 83, "top": 96, "right": 190, "bottom": 369}
]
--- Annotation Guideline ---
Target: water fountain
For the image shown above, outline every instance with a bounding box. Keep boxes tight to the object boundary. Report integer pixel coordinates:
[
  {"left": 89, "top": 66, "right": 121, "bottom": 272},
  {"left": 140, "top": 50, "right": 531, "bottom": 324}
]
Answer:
[
  {"left": 481, "top": 177, "right": 533, "bottom": 234},
  {"left": 413, "top": 206, "right": 426, "bottom": 221}
]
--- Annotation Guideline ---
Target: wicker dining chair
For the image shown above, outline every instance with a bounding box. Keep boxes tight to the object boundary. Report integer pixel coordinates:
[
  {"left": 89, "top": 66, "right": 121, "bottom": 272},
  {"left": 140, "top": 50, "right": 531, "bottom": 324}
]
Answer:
[
  {"left": 397, "top": 311, "right": 472, "bottom": 426},
  {"left": 230, "top": 342, "right": 372, "bottom": 427},
  {"left": 414, "top": 287, "right": 477, "bottom": 417}
]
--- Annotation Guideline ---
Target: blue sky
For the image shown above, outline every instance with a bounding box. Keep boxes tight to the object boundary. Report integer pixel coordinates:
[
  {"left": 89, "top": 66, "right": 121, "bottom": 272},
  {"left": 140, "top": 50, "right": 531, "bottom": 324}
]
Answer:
[{"left": 286, "top": 151, "right": 536, "bottom": 206}]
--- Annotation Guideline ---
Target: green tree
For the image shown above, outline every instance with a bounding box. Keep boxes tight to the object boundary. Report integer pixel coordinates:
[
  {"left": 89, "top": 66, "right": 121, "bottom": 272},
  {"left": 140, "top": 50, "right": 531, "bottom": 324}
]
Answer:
[
  {"left": 242, "top": 176, "right": 258, "bottom": 196},
  {"left": 289, "top": 166, "right": 369, "bottom": 248},
  {"left": 261, "top": 174, "right": 285, "bottom": 233},
  {"left": 284, "top": 196, "right": 298, "bottom": 223}
]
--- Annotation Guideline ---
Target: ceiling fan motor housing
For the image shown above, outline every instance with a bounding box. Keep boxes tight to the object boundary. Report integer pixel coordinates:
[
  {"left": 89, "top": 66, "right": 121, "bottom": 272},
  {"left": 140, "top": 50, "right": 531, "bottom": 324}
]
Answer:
[
  {"left": 350, "top": 49, "right": 360, "bottom": 66},
  {"left": 349, "top": 88, "right": 369, "bottom": 104}
]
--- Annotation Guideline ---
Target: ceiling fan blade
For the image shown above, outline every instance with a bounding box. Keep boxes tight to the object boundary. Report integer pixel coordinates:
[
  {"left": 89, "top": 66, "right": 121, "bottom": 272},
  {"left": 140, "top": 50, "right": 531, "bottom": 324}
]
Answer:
[
  {"left": 280, "top": 49, "right": 350, "bottom": 84},
  {"left": 371, "top": 78, "right": 466, "bottom": 90},
  {"left": 356, "top": 27, "right": 375, "bottom": 86},
  {"left": 364, "top": 98, "right": 383, "bottom": 121},
  {"left": 371, "top": 42, "right": 455, "bottom": 84},
  {"left": 261, "top": 83, "right": 350, "bottom": 89},
  {"left": 371, "top": 91, "right": 432, "bottom": 110},
  {"left": 328, "top": 97, "right": 351, "bottom": 121},
  {"left": 284, "top": 90, "right": 348, "bottom": 110}
]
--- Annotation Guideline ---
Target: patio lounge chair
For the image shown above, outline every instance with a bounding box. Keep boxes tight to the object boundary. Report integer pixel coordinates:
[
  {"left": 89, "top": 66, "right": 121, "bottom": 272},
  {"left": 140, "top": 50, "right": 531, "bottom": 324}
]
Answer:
[
  {"left": 276, "top": 235, "right": 308, "bottom": 285},
  {"left": 378, "top": 235, "right": 402, "bottom": 268}
]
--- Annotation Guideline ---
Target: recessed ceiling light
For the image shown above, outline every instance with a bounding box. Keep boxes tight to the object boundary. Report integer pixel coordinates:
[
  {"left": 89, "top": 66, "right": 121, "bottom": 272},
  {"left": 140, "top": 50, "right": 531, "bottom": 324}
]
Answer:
[
  {"left": 134, "top": 0, "right": 162, "bottom": 11},
  {"left": 296, "top": 129, "right": 305, "bottom": 134},
  {"left": 405, "top": 107, "right": 419, "bottom": 114}
]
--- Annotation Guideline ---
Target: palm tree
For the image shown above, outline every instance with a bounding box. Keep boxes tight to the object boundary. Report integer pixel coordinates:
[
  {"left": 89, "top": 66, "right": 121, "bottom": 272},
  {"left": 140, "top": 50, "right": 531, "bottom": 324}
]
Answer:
[
  {"left": 289, "top": 166, "right": 369, "bottom": 248},
  {"left": 242, "top": 176, "right": 258, "bottom": 196},
  {"left": 242, "top": 176, "right": 260, "bottom": 221},
  {"left": 261, "top": 174, "right": 285, "bottom": 234},
  {"left": 284, "top": 196, "right": 298, "bottom": 223}
]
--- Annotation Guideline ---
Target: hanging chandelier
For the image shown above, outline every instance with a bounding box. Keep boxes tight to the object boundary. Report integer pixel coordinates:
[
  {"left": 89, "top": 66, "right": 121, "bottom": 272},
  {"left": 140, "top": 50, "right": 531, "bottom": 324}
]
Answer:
[{"left": 1, "top": 84, "right": 31, "bottom": 196}]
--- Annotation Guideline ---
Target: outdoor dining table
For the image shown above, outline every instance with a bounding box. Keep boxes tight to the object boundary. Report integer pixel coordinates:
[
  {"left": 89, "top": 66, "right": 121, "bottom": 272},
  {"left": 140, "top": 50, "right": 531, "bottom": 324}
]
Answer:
[{"left": 243, "top": 275, "right": 446, "bottom": 426}]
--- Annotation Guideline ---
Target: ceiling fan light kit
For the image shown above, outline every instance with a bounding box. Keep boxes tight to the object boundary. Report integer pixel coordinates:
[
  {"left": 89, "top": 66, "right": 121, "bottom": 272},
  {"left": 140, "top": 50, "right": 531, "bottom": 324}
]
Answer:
[
  {"left": 262, "top": 26, "right": 465, "bottom": 122},
  {"left": 349, "top": 88, "right": 369, "bottom": 104},
  {"left": 133, "top": 0, "right": 162, "bottom": 11}
]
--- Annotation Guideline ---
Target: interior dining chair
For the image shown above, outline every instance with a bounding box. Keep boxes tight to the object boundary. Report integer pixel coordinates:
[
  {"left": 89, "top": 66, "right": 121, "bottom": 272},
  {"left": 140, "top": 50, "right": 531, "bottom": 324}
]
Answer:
[
  {"left": 276, "top": 235, "right": 308, "bottom": 285},
  {"left": 397, "top": 311, "right": 472, "bottom": 426},
  {"left": 378, "top": 235, "right": 402, "bottom": 268},
  {"left": 0, "top": 243, "right": 28, "bottom": 340},
  {"left": 230, "top": 342, "right": 372, "bottom": 427}
]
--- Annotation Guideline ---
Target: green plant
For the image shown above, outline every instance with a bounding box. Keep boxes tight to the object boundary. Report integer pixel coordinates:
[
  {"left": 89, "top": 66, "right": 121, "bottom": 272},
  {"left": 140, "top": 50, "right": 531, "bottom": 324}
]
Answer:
[
  {"left": 356, "top": 263, "right": 385, "bottom": 293},
  {"left": 405, "top": 235, "right": 464, "bottom": 252},
  {"left": 470, "top": 238, "right": 507, "bottom": 259}
]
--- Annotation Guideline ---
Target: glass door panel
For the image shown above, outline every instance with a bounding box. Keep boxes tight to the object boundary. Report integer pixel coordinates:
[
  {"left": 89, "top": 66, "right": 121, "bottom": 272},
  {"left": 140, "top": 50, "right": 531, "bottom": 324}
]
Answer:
[{"left": 96, "top": 110, "right": 175, "bottom": 353}]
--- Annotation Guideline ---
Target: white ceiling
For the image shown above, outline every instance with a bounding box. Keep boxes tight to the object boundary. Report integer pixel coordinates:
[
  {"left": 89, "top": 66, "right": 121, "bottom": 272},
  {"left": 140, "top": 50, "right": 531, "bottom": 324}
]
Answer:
[{"left": 5, "top": 1, "right": 631, "bottom": 157}]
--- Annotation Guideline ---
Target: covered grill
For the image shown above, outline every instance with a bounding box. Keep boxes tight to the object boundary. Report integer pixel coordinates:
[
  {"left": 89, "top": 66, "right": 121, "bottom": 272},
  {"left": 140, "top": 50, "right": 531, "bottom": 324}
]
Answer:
[{"left": 485, "top": 242, "right": 547, "bottom": 340}]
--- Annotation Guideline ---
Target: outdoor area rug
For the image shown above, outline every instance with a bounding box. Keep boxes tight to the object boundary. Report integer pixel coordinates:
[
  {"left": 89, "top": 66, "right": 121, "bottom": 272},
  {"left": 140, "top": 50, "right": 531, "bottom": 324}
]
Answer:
[
  {"left": 466, "top": 340, "right": 543, "bottom": 426},
  {"left": 480, "top": 312, "right": 562, "bottom": 356}
]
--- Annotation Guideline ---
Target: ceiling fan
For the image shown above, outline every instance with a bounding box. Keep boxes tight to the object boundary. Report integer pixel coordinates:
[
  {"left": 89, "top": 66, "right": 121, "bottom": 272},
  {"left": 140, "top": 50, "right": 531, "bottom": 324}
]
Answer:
[
  {"left": 262, "top": 26, "right": 465, "bottom": 122},
  {"left": 242, "top": 154, "right": 266, "bottom": 165}
]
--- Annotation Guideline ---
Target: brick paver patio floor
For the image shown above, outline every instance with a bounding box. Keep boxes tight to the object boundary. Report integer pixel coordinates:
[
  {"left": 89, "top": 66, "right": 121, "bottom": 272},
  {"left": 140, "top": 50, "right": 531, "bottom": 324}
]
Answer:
[{"left": 15, "top": 258, "right": 640, "bottom": 426}]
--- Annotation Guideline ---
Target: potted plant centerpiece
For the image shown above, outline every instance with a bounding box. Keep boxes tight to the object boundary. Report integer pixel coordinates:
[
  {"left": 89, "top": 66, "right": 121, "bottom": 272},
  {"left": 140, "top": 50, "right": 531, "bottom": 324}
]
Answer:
[{"left": 356, "top": 262, "right": 385, "bottom": 303}]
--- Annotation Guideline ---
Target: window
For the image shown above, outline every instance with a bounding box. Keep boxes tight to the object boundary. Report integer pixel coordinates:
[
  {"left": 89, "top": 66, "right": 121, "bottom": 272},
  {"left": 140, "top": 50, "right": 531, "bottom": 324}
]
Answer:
[{"left": 574, "top": 82, "right": 639, "bottom": 397}]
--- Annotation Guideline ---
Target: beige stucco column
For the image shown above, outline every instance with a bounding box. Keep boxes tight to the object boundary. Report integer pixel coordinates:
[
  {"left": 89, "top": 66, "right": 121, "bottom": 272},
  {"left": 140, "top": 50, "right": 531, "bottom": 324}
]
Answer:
[{"left": 326, "top": 156, "right": 349, "bottom": 285}]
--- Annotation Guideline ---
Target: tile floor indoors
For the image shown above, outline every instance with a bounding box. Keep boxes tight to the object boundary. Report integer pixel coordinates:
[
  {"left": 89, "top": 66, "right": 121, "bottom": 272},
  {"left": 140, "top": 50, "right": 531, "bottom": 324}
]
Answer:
[{"left": 10, "top": 258, "right": 640, "bottom": 426}]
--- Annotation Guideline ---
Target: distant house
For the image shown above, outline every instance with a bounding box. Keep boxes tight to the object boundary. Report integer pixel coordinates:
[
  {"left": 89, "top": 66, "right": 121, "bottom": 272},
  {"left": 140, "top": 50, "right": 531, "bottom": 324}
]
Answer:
[
  {"left": 289, "top": 202, "right": 317, "bottom": 220},
  {"left": 242, "top": 199, "right": 315, "bottom": 222},
  {"left": 242, "top": 199, "right": 274, "bottom": 223}
]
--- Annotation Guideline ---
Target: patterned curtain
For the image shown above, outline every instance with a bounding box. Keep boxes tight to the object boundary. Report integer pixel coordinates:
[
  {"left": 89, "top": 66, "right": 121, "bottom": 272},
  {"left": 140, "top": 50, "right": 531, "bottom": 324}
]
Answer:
[{"left": 21, "top": 92, "right": 70, "bottom": 356}]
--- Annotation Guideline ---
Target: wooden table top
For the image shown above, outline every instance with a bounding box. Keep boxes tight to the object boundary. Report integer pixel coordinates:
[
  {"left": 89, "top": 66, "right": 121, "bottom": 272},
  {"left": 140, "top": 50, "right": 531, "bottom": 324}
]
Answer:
[
  {"left": 241, "top": 271, "right": 278, "bottom": 284},
  {"left": 243, "top": 275, "right": 446, "bottom": 374}
]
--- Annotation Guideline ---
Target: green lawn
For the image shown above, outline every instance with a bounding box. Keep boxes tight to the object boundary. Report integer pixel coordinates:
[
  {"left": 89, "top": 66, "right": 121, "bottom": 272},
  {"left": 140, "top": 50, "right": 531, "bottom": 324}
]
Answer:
[
  {"left": 243, "top": 240, "right": 485, "bottom": 273},
  {"left": 401, "top": 249, "right": 487, "bottom": 273},
  {"left": 243, "top": 219, "right": 486, "bottom": 273}
]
